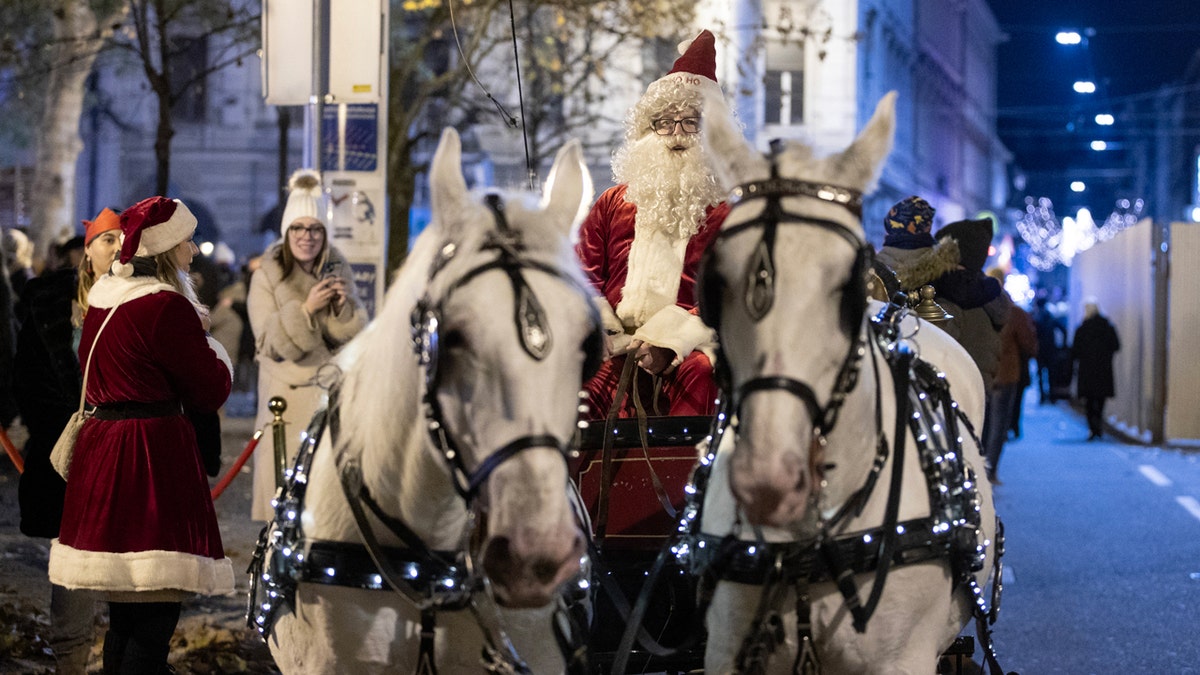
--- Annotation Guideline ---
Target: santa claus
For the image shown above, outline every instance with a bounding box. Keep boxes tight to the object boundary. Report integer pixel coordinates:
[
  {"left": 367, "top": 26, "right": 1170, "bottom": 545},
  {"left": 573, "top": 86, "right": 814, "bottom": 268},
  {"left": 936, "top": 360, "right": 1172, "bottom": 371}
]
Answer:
[{"left": 575, "top": 29, "right": 732, "bottom": 419}]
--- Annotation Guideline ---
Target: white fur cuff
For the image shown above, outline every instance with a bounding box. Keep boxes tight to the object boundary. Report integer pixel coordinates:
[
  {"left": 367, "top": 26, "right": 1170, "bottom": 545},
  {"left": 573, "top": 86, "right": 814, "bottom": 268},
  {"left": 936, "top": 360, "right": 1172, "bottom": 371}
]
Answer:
[
  {"left": 593, "top": 296, "right": 623, "bottom": 335},
  {"left": 633, "top": 305, "right": 715, "bottom": 364},
  {"left": 207, "top": 335, "right": 234, "bottom": 378}
]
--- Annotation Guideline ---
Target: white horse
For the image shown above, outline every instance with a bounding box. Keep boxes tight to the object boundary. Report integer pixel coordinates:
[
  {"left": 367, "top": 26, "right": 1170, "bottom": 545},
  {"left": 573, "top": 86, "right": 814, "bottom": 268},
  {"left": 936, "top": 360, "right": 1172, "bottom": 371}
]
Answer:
[
  {"left": 260, "top": 128, "right": 597, "bottom": 675},
  {"left": 690, "top": 92, "right": 1000, "bottom": 674}
]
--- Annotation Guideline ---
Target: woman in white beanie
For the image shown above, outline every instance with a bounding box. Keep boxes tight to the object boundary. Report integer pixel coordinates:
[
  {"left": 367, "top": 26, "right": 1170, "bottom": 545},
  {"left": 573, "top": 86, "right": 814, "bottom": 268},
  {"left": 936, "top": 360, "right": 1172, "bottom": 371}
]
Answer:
[
  {"left": 247, "top": 169, "right": 366, "bottom": 520},
  {"left": 48, "top": 196, "right": 235, "bottom": 675}
]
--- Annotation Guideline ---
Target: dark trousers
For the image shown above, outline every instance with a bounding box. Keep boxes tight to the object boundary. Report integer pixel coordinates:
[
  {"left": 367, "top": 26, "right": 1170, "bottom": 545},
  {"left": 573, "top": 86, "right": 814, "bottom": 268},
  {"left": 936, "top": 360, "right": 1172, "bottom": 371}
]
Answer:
[
  {"left": 103, "top": 601, "right": 181, "bottom": 674},
  {"left": 984, "top": 383, "right": 1022, "bottom": 475},
  {"left": 1084, "top": 397, "right": 1106, "bottom": 437}
]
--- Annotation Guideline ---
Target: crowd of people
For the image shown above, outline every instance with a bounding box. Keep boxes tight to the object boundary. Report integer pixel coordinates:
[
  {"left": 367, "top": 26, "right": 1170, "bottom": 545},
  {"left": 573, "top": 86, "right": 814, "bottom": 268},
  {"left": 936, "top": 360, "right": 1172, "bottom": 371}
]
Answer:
[
  {"left": 0, "top": 166, "right": 365, "bottom": 671},
  {"left": 0, "top": 25, "right": 1127, "bottom": 674}
]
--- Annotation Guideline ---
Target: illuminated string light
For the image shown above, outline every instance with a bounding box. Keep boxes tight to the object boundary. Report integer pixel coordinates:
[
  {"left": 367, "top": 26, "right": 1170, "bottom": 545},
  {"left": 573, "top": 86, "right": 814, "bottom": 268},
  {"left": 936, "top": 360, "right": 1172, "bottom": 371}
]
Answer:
[{"left": 1016, "top": 196, "right": 1144, "bottom": 270}]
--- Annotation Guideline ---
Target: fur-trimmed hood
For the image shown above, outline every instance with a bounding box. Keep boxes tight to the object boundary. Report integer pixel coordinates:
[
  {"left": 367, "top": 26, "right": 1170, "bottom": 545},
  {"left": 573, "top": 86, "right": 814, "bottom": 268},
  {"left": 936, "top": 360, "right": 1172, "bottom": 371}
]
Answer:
[{"left": 875, "top": 238, "right": 961, "bottom": 291}]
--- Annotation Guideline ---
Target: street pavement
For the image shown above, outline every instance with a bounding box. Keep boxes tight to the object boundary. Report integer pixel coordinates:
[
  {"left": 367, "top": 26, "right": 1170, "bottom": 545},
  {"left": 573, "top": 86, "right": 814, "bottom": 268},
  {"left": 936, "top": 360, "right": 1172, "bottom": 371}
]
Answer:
[
  {"left": 4, "top": 389, "right": 1199, "bottom": 673},
  {"left": 980, "top": 391, "right": 1200, "bottom": 674}
]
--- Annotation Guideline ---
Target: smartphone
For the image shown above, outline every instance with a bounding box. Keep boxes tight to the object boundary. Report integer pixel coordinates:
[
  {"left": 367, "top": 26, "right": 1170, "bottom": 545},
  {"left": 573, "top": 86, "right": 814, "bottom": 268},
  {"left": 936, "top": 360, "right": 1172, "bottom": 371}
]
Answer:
[{"left": 320, "top": 261, "right": 342, "bottom": 279}]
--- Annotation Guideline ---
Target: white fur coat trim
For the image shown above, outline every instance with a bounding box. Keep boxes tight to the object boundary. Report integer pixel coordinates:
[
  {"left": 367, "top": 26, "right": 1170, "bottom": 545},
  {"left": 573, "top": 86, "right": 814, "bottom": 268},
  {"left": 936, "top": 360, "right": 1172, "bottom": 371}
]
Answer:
[
  {"left": 634, "top": 304, "right": 716, "bottom": 366},
  {"left": 593, "top": 296, "right": 633, "bottom": 354},
  {"left": 87, "top": 274, "right": 176, "bottom": 309},
  {"left": 49, "top": 540, "right": 235, "bottom": 596},
  {"left": 207, "top": 335, "right": 234, "bottom": 378},
  {"left": 616, "top": 219, "right": 690, "bottom": 328}
]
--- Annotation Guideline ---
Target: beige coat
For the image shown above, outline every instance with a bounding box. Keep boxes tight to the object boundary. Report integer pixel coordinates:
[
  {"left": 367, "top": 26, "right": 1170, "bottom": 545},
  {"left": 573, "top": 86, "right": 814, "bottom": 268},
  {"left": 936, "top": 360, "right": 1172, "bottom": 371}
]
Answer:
[{"left": 247, "top": 242, "right": 367, "bottom": 520}]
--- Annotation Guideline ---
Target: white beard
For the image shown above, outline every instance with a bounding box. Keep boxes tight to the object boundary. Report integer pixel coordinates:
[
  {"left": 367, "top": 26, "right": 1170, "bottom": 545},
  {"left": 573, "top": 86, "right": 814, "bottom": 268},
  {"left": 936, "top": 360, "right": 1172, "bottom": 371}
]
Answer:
[
  {"left": 610, "top": 134, "right": 726, "bottom": 327},
  {"left": 613, "top": 133, "right": 725, "bottom": 239}
]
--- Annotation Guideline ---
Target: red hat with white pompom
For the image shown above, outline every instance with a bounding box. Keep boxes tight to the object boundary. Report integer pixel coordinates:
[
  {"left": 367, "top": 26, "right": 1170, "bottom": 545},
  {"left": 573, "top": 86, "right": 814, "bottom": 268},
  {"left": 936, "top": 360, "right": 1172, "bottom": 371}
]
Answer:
[
  {"left": 626, "top": 29, "right": 726, "bottom": 141},
  {"left": 111, "top": 196, "right": 197, "bottom": 277}
]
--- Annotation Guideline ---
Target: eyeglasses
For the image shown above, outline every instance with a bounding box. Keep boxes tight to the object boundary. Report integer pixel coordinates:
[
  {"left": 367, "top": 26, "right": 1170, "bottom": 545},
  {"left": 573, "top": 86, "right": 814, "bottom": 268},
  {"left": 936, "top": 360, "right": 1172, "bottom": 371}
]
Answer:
[
  {"left": 651, "top": 117, "right": 701, "bottom": 135},
  {"left": 288, "top": 225, "right": 325, "bottom": 239}
]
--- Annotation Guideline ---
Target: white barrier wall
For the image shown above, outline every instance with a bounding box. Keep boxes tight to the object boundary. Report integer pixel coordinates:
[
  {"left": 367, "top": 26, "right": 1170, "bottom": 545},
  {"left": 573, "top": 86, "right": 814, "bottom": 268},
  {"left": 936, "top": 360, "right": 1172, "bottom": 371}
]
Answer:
[
  {"left": 1166, "top": 223, "right": 1200, "bottom": 442},
  {"left": 1069, "top": 219, "right": 1155, "bottom": 441}
]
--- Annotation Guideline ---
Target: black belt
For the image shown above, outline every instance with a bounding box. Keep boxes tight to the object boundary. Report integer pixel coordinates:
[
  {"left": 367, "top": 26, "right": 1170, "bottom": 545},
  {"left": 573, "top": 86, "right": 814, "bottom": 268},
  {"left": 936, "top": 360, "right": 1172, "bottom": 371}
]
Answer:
[{"left": 92, "top": 400, "right": 183, "bottom": 420}]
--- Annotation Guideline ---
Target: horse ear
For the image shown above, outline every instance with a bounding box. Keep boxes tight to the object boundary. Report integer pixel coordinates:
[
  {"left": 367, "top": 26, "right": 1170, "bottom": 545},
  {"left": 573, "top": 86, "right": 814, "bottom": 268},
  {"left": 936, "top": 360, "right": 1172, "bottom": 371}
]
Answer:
[
  {"left": 833, "top": 91, "right": 897, "bottom": 192},
  {"left": 701, "top": 89, "right": 767, "bottom": 191},
  {"left": 430, "top": 127, "right": 468, "bottom": 232},
  {"left": 541, "top": 138, "right": 594, "bottom": 233}
]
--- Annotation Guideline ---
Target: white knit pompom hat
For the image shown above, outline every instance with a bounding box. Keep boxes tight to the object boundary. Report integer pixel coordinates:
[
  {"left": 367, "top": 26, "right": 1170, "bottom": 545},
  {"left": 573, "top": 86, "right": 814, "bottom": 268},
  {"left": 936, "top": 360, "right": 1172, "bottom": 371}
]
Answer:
[{"left": 280, "top": 169, "right": 328, "bottom": 237}]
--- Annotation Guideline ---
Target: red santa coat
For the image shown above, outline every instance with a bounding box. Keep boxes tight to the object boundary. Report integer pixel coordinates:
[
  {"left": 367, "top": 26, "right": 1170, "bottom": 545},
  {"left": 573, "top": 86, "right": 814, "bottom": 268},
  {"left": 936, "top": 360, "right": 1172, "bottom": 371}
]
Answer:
[
  {"left": 49, "top": 274, "right": 234, "bottom": 597},
  {"left": 575, "top": 185, "right": 728, "bottom": 418}
]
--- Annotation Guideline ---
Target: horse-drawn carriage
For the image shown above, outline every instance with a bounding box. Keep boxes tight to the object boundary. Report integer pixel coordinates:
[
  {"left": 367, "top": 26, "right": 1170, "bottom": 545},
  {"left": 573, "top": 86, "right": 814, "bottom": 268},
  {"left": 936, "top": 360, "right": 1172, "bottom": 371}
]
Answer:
[{"left": 245, "top": 91, "right": 1012, "bottom": 675}]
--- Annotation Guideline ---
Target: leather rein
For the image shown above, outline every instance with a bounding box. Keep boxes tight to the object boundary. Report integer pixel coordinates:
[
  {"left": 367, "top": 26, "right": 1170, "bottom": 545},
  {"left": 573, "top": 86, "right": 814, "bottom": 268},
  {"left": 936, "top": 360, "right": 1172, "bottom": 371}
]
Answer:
[{"left": 678, "top": 169, "right": 1006, "bottom": 675}]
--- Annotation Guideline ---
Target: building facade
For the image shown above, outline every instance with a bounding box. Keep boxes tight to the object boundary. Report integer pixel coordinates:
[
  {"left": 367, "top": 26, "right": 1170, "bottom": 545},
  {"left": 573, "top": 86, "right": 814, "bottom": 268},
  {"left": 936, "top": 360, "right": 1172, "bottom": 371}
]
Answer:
[{"left": 8, "top": 0, "right": 1013, "bottom": 265}]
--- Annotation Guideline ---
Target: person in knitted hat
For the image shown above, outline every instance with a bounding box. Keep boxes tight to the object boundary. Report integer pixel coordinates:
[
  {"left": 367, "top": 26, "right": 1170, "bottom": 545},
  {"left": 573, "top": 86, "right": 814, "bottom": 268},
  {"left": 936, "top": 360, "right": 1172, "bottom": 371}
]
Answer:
[
  {"left": 874, "top": 195, "right": 963, "bottom": 295},
  {"left": 247, "top": 168, "right": 366, "bottom": 520},
  {"left": 48, "top": 196, "right": 235, "bottom": 674},
  {"left": 576, "top": 28, "right": 734, "bottom": 420}
]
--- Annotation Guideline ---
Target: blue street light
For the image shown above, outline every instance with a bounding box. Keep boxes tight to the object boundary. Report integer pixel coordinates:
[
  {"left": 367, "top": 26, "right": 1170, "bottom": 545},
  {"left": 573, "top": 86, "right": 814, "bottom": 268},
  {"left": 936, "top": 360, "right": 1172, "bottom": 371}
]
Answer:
[
  {"left": 1095, "top": 113, "right": 1114, "bottom": 125},
  {"left": 1070, "top": 181, "right": 1086, "bottom": 192},
  {"left": 1073, "top": 81, "right": 1096, "bottom": 93},
  {"left": 1056, "top": 31, "right": 1082, "bottom": 45},
  {"left": 1090, "top": 140, "right": 1108, "bottom": 151}
]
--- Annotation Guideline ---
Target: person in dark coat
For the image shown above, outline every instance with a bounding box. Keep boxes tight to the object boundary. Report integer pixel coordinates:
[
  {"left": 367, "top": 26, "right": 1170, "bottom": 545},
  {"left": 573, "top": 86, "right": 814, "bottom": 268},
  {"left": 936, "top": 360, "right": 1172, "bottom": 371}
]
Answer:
[
  {"left": 1032, "top": 295, "right": 1068, "bottom": 403},
  {"left": 1071, "top": 299, "right": 1121, "bottom": 440},
  {"left": 0, "top": 247, "right": 17, "bottom": 430},
  {"left": 16, "top": 209, "right": 122, "bottom": 674}
]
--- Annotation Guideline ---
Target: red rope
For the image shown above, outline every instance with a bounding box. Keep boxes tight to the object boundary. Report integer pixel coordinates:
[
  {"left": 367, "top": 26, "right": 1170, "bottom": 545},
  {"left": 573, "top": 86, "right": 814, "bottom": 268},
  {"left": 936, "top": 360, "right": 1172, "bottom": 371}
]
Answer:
[
  {"left": 0, "top": 426, "right": 23, "bottom": 474},
  {"left": 210, "top": 426, "right": 265, "bottom": 501}
]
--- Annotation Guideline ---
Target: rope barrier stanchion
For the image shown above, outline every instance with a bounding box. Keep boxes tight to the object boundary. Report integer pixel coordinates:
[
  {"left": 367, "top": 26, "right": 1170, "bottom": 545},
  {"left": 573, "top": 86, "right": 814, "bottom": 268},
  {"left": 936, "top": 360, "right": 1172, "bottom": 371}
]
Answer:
[
  {"left": 211, "top": 426, "right": 266, "bottom": 501},
  {"left": 269, "top": 396, "right": 289, "bottom": 491},
  {"left": 0, "top": 427, "right": 24, "bottom": 474}
]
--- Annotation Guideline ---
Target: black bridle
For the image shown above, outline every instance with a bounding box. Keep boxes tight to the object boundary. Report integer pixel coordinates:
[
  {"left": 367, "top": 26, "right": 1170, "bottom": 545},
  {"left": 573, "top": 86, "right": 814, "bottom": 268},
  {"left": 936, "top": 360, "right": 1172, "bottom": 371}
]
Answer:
[
  {"left": 410, "top": 193, "right": 602, "bottom": 502},
  {"left": 698, "top": 157, "right": 871, "bottom": 438},
  {"left": 321, "top": 193, "right": 599, "bottom": 674},
  {"left": 682, "top": 158, "right": 1006, "bottom": 674}
]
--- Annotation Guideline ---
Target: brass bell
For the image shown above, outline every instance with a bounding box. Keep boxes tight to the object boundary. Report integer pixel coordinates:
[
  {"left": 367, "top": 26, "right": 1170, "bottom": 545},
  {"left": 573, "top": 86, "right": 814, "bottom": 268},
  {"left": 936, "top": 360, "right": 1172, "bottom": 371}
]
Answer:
[{"left": 914, "top": 285, "right": 953, "bottom": 326}]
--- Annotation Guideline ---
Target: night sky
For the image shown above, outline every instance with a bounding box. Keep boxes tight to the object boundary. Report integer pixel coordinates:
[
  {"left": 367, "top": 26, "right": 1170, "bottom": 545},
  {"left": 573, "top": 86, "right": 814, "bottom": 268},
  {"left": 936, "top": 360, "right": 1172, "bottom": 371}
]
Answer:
[{"left": 983, "top": 0, "right": 1200, "bottom": 210}]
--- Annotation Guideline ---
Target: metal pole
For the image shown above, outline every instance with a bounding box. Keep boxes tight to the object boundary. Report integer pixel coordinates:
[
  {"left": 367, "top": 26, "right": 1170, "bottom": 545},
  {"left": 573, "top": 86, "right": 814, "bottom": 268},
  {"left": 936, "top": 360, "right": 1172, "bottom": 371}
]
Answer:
[
  {"left": 304, "top": 0, "right": 328, "bottom": 170},
  {"left": 269, "top": 396, "right": 289, "bottom": 489},
  {"left": 1149, "top": 221, "right": 1169, "bottom": 444}
]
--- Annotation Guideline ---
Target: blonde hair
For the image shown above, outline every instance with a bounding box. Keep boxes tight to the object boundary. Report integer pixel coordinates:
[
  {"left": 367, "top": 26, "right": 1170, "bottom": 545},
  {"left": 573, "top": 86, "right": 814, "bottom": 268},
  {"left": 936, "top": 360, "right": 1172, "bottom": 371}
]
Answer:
[
  {"left": 74, "top": 254, "right": 98, "bottom": 327},
  {"left": 154, "top": 248, "right": 199, "bottom": 304}
]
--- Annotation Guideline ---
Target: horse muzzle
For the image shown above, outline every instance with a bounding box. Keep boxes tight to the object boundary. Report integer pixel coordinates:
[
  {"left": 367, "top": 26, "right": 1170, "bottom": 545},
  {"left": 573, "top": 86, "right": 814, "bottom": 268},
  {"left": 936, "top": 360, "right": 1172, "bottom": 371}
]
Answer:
[
  {"left": 479, "top": 526, "right": 586, "bottom": 608},
  {"left": 727, "top": 405, "right": 821, "bottom": 528}
]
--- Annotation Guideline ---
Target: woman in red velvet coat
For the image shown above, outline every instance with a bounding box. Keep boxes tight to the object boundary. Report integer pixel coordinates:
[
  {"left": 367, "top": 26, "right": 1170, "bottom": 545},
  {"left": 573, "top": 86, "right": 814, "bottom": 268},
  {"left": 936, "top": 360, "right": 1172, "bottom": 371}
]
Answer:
[{"left": 48, "top": 196, "right": 233, "bottom": 675}]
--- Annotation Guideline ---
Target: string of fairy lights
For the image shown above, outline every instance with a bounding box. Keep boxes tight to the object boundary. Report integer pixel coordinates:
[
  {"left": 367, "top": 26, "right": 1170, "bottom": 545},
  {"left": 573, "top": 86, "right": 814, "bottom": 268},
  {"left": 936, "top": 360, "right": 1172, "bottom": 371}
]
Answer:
[{"left": 1015, "top": 196, "right": 1145, "bottom": 271}]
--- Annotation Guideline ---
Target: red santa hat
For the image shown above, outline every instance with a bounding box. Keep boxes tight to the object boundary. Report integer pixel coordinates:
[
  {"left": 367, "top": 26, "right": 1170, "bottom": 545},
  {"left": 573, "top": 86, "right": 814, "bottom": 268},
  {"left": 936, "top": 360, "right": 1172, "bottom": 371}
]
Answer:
[
  {"left": 111, "top": 196, "right": 197, "bottom": 277},
  {"left": 626, "top": 30, "right": 724, "bottom": 141}
]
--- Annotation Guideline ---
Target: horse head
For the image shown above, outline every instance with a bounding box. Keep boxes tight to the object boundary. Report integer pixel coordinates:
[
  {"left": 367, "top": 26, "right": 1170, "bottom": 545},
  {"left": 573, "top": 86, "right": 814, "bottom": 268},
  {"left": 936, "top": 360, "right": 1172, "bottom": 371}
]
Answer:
[
  {"left": 699, "top": 92, "right": 897, "bottom": 529},
  {"left": 420, "top": 128, "right": 597, "bottom": 608}
]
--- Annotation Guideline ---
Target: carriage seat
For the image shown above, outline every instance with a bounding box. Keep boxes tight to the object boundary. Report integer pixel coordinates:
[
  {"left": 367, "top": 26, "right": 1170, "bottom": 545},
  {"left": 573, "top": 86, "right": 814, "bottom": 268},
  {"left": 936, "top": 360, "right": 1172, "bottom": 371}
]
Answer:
[{"left": 570, "top": 414, "right": 711, "bottom": 551}]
